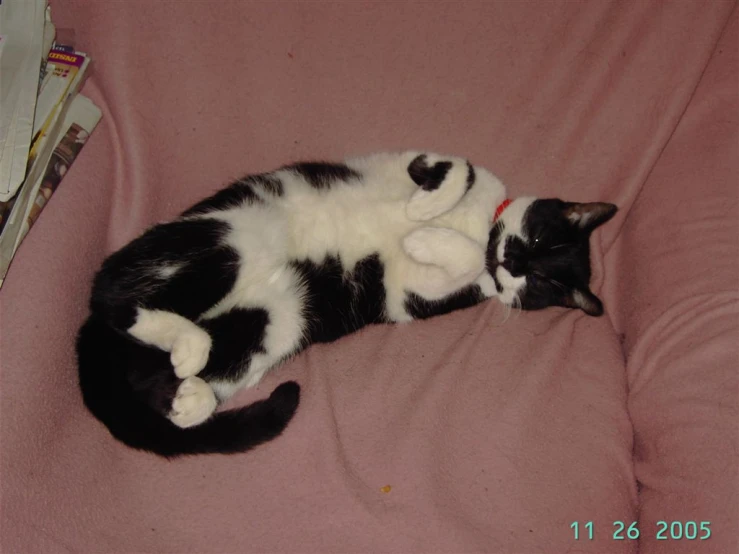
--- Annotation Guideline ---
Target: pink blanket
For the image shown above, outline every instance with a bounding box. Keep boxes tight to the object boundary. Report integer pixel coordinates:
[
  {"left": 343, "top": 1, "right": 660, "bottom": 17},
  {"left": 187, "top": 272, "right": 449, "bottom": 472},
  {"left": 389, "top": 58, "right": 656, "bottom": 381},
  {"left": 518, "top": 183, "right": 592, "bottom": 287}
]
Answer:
[{"left": 1, "top": 2, "right": 736, "bottom": 553}]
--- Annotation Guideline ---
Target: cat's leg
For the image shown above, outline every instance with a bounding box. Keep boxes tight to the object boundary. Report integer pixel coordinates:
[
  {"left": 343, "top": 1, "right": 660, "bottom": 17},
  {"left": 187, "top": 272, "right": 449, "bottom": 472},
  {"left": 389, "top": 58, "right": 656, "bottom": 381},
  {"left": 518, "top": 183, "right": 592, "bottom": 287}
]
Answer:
[
  {"left": 402, "top": 226, "right": 486, "bottom": 298},
  {"left": 93, "top": 219, "right": 240, "bottom": 378},
  {"left": 128, "top": 309, "right": 212, "bottom": 379},
  {"left": 405, "top": 154, "right": 475, "bottom": 221}
]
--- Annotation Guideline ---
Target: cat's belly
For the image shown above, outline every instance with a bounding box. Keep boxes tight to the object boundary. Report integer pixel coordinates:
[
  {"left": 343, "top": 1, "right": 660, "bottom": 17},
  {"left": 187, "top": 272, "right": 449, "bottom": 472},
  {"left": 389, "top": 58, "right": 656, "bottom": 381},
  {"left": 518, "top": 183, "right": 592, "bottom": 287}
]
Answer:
[
  {"left": 200, "top": 170, "right": 499, "bottom": 395},
  {"left": 285, "top": 196, "right": 413, "bottom": 266}
]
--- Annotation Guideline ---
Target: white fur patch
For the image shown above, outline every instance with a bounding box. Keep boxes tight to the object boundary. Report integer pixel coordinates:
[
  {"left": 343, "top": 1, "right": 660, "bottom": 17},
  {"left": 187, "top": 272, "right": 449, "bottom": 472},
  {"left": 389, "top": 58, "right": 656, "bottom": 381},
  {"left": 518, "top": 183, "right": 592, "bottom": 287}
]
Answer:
[
  {"left": 492, "top": 196, "right": 535, "bottom": 305},
  {"left": 495, "top": 267, "right": 526, "bottom": 306},
  {"left": 156, "top": 263, "right": 182, "bottom": 279},
  {"left": 572, "top": 290, "right": 586, "bottom": 306},
  {"left": 567, "top": 210, "right": 595, "bottom": 228},
  {"left": 475, "top": 272, "right": 499, "bottom": 298},
  {"left": 497, "top": 197, "right": 535, "bottom": 243}
]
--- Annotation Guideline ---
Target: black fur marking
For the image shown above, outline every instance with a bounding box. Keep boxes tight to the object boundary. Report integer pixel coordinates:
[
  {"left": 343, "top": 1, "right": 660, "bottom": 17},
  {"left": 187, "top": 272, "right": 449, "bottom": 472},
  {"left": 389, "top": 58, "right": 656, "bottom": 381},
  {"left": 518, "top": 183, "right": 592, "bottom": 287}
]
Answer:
[
  {"left": 290, "top": 253, "right": 388, "bottom": 344},
  {"left": 198, "top": 309, "right": 269, "bottom": 382},
  {"left": 492, "top": 274, "right": 503, "bottom": 294},
  {"left": 465, "top": 162, "right": 476, "bottom": 192},
  {"left": 90, "top": 219, "right": 239, "bottom": 327},
  {"left": 246, "top": 174, "right": 284, "bottom": 197},
  {"left": 485, "top": 221, "right": 504, "bottom": 279},
  {"left": 404, "top": 285, "right": 485, "bottom": 320},
  {"left": 501, "top": 236, "right": 529, "bottom": 277},
  {"left": 285, "top": 162, "right": 361, "bottom": 189},
  {"left": 407, "top": 154, "right": 453, "bottom": 191},
  {"left": 182, "top": 181, "right": 263, "bottom": 217}
]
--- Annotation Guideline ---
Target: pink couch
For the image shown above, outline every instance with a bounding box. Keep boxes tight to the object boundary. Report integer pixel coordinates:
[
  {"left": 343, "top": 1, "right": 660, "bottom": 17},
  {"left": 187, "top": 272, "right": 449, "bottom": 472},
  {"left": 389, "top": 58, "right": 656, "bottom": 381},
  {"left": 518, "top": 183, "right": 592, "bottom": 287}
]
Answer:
[{"left": 1, "top": 2, "right": 736, "bottom": 553}]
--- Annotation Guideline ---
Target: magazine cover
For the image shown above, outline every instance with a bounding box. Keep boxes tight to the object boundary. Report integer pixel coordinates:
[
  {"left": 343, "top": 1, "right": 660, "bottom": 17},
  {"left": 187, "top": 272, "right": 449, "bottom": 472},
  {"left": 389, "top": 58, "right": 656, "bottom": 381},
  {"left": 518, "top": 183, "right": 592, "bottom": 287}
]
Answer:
[{"left": 29, "top": 47, "right": 90, "bottom": 164}]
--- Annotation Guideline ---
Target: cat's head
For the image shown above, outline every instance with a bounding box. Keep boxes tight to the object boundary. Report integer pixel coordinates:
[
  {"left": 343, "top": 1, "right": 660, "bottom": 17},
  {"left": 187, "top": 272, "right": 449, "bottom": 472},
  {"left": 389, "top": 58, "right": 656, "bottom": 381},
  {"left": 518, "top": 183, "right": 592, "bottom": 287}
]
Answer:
[{"left": 486, "top": 198, "right": 617, "bottom": 316}]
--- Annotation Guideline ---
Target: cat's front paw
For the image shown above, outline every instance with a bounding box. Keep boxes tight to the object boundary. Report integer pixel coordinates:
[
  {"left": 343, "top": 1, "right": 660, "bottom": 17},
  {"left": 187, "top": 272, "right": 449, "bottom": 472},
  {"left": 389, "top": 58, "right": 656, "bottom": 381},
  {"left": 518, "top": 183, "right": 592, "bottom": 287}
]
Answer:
[
  {"left": 405, "top": 154, "right": 471, "bottom": 221},
  {"left": 171, "top": 327, "right": 212, "bottom": 378},
  {"left": 169, "top": 376, "right": 218, "bottom": 428},
  {"left": 406, "top": 189, "right": 442, "bottom": 222},
  {"left": 402, "top": 227, "right": 442, "bottom": 265},
  {"left": 403, "top": 227, "right": 485, "bottom": 279}
]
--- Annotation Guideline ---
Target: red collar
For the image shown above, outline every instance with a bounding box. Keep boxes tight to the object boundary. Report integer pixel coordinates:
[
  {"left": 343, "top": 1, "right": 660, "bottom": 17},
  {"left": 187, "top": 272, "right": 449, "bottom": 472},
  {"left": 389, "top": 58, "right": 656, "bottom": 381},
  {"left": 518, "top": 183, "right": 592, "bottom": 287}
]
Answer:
[{"left": 493, "top": 199, "right": 512, "bottom": 223}]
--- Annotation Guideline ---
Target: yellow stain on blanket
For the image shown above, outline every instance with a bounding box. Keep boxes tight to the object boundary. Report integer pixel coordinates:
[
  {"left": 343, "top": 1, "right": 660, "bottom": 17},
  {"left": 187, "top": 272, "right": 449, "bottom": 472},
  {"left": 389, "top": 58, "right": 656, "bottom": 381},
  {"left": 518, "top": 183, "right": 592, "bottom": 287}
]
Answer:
[{"left": 380, "top": 485, "right": 392, "bottom": 493}]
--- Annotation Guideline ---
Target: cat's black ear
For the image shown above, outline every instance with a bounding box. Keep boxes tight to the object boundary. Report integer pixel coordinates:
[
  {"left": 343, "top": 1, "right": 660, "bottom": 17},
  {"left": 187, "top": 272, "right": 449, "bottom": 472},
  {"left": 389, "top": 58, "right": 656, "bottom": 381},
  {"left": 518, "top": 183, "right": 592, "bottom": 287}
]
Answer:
[
  {"left": 565, "top": 288, "right": 604, "bottom": 316},
  {"left": 563, "top": 202, "right": 618, "bottom": 233}
]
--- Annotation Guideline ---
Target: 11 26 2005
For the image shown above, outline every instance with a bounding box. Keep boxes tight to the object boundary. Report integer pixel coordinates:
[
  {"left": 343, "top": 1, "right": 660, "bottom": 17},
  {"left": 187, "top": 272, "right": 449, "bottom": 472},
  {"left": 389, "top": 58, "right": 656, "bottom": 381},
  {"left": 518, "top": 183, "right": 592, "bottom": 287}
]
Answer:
[{"left": 570, "top": 521, "right": 711, "bottom": 541}]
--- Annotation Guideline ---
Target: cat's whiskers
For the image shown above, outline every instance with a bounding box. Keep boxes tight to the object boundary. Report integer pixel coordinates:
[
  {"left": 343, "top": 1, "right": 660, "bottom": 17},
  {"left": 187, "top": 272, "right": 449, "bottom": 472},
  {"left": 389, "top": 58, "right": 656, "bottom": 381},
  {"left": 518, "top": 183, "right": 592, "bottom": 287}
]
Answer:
[
  {"left": 501, "top": 289, "right": 523, "bottom": 323},
  {"left": 533, "top": 270, "right": 567, "bottom": 293},
  {"left": 501, "top": 299, "right": 513, "bottom": 323},
  {"left": 547, "top": 277, "right": 567, "bottom": 292},
  {"left": 511, "top": 290, "right": 523, "bottom": 319}
]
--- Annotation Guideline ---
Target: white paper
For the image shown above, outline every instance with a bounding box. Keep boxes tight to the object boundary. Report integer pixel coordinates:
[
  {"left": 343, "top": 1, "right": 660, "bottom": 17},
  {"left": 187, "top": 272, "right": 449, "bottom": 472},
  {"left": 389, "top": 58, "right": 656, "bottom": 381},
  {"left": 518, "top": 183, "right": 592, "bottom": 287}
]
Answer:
[{"left": 0, "top": 0, "right": 48, "bottom": 200}]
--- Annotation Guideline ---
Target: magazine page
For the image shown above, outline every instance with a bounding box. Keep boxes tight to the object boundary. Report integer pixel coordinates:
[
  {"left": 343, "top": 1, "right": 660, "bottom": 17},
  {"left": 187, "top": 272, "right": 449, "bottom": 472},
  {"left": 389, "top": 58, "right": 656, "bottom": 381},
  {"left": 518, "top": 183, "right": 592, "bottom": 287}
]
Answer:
[
  {"left": 17, "top": 95, "right": 101, "bottom": 247},
  {"left": 0, "top": 94, "right": 101, "bottom": 288}
]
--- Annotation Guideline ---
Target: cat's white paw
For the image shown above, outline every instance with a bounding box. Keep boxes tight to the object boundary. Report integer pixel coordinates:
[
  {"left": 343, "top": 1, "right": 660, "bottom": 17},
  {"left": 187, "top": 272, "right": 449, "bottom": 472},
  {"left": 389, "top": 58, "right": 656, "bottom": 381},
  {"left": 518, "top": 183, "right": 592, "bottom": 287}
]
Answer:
[
  {"left": 406, "top": 189, "right": 447, "bottom": 222},
  {"left": 169, "top": 376, "right": 217, "bottom": 428},
  {"left": 404, "top": 227, "right": 485, "bottom": 281},
  {"left": 171, "top": 327, "right": 212, "bottom": 378},
  {"left": 405, "top": 155, "right": 469, "bottom": 221},
  {"left": 403, "top": 227, "right": 442, "bottom": 265}
]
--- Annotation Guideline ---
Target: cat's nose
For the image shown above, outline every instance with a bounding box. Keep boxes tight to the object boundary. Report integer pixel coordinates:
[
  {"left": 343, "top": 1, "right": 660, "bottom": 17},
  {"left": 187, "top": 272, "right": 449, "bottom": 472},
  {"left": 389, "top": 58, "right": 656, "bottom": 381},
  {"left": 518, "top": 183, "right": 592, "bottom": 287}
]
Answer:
[{"left": 502, "top": 257, "right": 527, "bottom": 277}]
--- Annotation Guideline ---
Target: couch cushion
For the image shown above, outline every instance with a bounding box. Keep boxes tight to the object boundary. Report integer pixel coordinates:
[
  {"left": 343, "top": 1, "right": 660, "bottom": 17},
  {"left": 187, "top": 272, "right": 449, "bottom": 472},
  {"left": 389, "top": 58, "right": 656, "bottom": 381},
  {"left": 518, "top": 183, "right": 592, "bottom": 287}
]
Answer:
[{"left": 0, "top": 1, "right": 734, "bottom": 552}]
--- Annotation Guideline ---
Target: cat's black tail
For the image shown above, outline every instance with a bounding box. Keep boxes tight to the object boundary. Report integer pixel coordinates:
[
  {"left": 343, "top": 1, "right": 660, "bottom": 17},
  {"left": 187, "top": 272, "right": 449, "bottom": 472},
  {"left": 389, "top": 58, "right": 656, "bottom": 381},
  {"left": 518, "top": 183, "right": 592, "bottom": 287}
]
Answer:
[{"left": 76, "top": 315, "right": 300, "bottom": 457}]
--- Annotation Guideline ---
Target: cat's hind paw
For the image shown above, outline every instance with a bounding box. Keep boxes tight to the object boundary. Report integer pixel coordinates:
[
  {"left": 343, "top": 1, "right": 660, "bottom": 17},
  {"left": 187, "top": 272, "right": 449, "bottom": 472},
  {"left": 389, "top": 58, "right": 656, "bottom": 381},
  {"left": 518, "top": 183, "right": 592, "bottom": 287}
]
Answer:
[
  {"left": 171, "top": 327, "right": 212, "bottom": 378},
  {"left": 169, "top": 376, "right": 217, "bottom": 428}
]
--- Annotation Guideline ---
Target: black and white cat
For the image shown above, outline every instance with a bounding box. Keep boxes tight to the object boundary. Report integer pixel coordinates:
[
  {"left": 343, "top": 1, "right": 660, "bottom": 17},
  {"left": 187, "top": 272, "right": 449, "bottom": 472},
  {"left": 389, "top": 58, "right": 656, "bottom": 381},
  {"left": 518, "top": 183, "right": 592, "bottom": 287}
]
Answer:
[{"left": 76, "top": 151, "right": 617, "bottom": 457}]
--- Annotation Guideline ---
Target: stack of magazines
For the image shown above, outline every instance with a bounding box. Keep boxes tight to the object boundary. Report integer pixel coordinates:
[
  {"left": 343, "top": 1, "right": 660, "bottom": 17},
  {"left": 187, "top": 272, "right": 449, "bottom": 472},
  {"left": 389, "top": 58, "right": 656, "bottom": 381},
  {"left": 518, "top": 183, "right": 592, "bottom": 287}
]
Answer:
[{"left": 0, "top": 0, "right": 102, "bottom": 288}]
